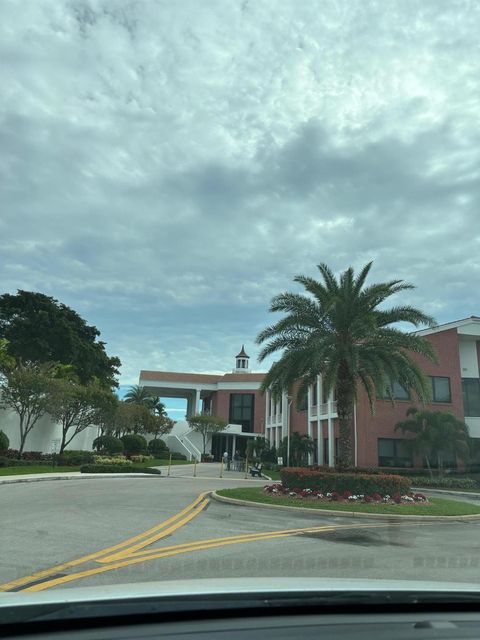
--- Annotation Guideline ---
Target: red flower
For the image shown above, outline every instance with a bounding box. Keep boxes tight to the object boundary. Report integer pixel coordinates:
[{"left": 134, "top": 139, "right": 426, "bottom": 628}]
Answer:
[
  {"left": 372, "top": 493, "right": 382, "bottom": 502},
  {"left": 342, "top": 490, "right": 352, "bottom": 499}
]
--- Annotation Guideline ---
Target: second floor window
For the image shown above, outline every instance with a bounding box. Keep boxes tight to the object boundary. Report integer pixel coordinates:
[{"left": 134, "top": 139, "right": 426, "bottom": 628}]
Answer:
[
  {"left": 430, "top": 376, "right": 451, "bottom": 403},
  {"left": 463, "top": 378, "right": 480, "bottom": 417},
  {"left": 229, "top": 393, "right": 255, "bottom": 432}
]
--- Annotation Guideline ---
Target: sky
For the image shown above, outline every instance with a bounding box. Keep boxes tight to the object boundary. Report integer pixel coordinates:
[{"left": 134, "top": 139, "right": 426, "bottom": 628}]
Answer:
[{"left": 2, "top": 0, "right": 480, "bottom": 409}]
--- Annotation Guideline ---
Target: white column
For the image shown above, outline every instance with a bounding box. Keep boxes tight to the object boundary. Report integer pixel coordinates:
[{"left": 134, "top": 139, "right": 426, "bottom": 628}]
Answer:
[
  {"left": 353, "top": 401, "right": 358, "bottom": 467},
  {"left": 281, "top": 393, "right": 288, "bottom": 439},
  {"left": 317, "top": 376, "right": 323, "bottom": 465},
  {"left": 195, "top": 388, "right": 201, "bottom": 415},
  {"left": 232, "top": 434, "right": 236, "bottom": 457},
  {"left": 327, "top": 389, "right": 334, "bottom": 467},
  {"left": 186, "top": 396, "right": 193, "bottom": 419},
  {"left": 307, "top": 386, "right": 312, "bottom": 465},
  {"left": 265, "top": 391, "right": 269, "bottom": 427}
]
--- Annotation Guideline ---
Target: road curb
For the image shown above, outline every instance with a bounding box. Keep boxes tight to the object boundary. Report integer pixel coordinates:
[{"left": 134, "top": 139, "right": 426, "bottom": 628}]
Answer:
[
  {"left": 413, "top": 487, "right": 480, "bottom": 499},
  {"left": 211, "top": 491, "right": 480, "bottom": 522},
  {"left": 0, "top": 473, "right": 163, "bottom": 485}
]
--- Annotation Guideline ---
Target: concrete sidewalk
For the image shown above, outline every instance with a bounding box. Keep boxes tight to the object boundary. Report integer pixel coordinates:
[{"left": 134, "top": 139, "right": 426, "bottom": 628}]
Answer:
[
  {"left": 0, "top": 471, "right": 163, "bottom": 485},
  {"left": 156, "top": 461, "right": 267, "bottom": 481}
]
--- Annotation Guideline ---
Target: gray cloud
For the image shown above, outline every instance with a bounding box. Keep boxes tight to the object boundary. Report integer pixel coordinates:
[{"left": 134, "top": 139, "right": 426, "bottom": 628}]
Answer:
[{"left": 1, "top": 0, "right": 479, "bottom": 383}]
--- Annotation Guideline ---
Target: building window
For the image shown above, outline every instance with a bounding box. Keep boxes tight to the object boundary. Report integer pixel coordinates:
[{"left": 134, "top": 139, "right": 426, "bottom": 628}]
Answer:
[
  {"left": 430, "top": 376, "right": 451, "bottom": 403},
  {"left": 312, "top": 382, "right": 318, "bottom": 406},
  {"left": 378, "top": 438, "right": 412, "bottom": 468},
  {"left": 462, "top": 378, "right": 480, "bottom": 417},
  {"left": 299, "top": 394, "right": 308, "bottom": 411},
  {"left": 379, "top": 380, "right": 410, "bottom": 401},
  {"left": 229, "top": 393, "right": 255, "bottom": 432}
]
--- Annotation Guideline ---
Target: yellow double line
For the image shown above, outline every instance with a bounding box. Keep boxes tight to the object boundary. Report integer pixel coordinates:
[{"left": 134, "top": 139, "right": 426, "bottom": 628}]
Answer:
[
  {"left": 0, "top": 492, "right": 210, "bottom": 593},
  {"left": 2, "top": 493, "right": 439, "bottom": 594}
]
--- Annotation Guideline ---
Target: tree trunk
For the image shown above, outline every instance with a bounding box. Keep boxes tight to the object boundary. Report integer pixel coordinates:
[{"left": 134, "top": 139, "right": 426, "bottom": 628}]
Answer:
[
  {"left": 18, "top": 414, "right": 27, "bottom": 455},
  {"left": 336, "top": 363, "right": 355, "bottom": 469},
  {"left": 424, "top": 454, "right": 433, "bottom": 478}
]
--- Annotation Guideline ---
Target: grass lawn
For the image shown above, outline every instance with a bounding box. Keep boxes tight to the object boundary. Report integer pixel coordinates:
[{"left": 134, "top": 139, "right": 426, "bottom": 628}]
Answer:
[
  {"left": 0, "top": 465, "right": 80, "bottom": 476},
  {"left": 264, "top": 470, "right": 281, "bottom": 480},
  {"left": 141, "top": 459, "right": 191, "bottom": 467},
  {"left": 0, "top": 458, "right": 191, "bottom": 476},
  {"left": 217, "top": 487, "right": 480, "bottom": 517}
]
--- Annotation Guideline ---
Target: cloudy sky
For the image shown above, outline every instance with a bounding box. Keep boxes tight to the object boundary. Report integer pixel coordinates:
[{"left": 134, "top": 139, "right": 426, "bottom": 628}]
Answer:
[{"left": 2, "top": 0, "right": 480, "bottom": 400}]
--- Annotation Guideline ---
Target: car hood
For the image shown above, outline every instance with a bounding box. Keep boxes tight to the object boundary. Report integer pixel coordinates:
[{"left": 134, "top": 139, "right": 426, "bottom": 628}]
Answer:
[{"left": 1, "top": 577, "right": 480, "bottom": 607}]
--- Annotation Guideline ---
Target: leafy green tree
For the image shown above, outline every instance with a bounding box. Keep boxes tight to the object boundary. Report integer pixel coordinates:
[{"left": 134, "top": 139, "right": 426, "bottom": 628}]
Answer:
[
  {"left": 0, "top": 430, "right": 9, "bottom": 452},
  {"left": 123, "top": 386, "right": 168, "bottom": 421},
  {"left": 256, "top": 262, "right": 437, "bottom": 468},
  {"left": 187, "top": 414, "right": 227, "bottom": 454},
  {"left": 395, "top": 407, "right": 471, "bottom": 476},
  {"left": 143, "top": 413, "right": 175, "bottom": 440},
  {"left": 50, "top": 379, "right": 118, "bottom": 453},
  {"left": 0, "top": 291, "right": 120, "bottom": 387},
  {"left": 0, "top": 361, "right": 57, "bottom": 454}
]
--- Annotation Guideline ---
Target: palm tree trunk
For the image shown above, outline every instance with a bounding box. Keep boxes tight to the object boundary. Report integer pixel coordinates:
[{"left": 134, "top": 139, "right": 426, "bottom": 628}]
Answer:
[{"left": 336, "top": 363, "right": 355, "bottom": 469}]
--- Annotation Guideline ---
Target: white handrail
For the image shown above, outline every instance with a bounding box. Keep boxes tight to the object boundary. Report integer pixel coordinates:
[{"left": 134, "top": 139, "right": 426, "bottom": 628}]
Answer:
[
  {"left": 168, "top": 435, "right": 195, "bottom": 461},
  {"left": 181, "top": 433, "right": 202, "bottom": 460}
]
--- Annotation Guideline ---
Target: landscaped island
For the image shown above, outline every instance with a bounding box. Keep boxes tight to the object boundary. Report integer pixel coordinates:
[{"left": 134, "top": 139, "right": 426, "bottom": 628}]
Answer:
[{"left": 217, "top": 467, "right": 480, "bottom": 517}]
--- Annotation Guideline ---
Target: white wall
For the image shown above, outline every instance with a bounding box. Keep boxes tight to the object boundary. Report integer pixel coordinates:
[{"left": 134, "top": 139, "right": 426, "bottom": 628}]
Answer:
[
  {"left": 0, "top": 407, "right": 100, "bottom": 453},
  {"left": 459, "top": 338, "right": 480, "bottom": 378},
  {"left": 466, "top": 417, "right": 480, "bottom": 438}
]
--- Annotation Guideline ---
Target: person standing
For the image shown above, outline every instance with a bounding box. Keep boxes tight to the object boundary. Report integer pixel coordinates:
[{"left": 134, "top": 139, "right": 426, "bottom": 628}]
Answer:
[
  {"left": 223, "top": 450, "right": 229, "bottom": 470},
  {"left": 233, "top": 450, "right": 240, "bottom": 471}
]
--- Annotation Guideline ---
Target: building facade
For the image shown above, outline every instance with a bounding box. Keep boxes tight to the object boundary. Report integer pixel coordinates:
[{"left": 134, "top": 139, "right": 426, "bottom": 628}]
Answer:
[
  {"left": 141, "top": 317, "right": 480, "bottom": 467},
  {"left": 264, "top": 316, "right": 480, "bottom": 469}
]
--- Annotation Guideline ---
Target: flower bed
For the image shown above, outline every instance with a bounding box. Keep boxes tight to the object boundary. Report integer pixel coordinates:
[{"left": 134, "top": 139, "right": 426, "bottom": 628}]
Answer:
[
  {"left": 264, "top": 483, "right": 428, "bottom": 505},
  {"left": 280, "top": 468, "right": 411, "bottom": 496}
]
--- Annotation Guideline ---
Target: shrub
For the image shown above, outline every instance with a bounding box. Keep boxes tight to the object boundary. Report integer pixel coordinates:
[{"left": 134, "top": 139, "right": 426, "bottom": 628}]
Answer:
[
  {"left": 130, "top": 454, "right": 154, "bottom": 463},
  {"left": 201, "top": 453, "right": 214, "bottom": 462},
  {"left": 147, "top": 439, "right": 168, "bottom": 455},
  {"left": 93, "top": 455, "right": 131, "bottom": 465},
  {"left": 170, "top": 452, "right": 187, "bottom": 460},
  {"left": 0, "top": 431, "right": 9, "bottom": 452},
  {"left": 20, "top": 451, "right": 44, "bottom": 461},
  {"left": 408, "top": 476, "right": 478, "bottom": 490},
  {"left": 92, "top": 435, "right": 124, "bottom": 455},
  {"left": 121, "top": 434, "right": 148, "bottom": 456},
  {"left": 80, "top": 464, "right": 161, "bottom": 475},
  {"left": 280, "top": 467, "right": 411, "bottom": 496},
  {"left": 0, "top": 457, "right": 53, "bottom": 468},
  {"left": 57, "top": 450, "right": 94, "bottom": 466}
]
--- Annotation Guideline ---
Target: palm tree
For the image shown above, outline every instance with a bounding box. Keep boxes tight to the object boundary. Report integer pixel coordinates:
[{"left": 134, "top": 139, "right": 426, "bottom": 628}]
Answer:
[
  {"left": 288, "top": 432, "right": 316, "bottom": 466},
  {"left": 395, "top": 407, "right": 470, "bottom": 475},
  {"left": 124, "top": 385, "right": 155, "bottom": 408},
  {"left": 256, "top": 262, "right": 437, "bottom": 468}
]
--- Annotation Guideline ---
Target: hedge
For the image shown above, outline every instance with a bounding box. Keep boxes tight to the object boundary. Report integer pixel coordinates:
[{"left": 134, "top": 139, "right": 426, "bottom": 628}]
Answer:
[
  {"left": 157, "top": 451, "right": 187, "bottom": 461},
  {"left": 80, "top": 464, "right": 161, "bottom": 475},
  {"left": 408, "top": 476, "right": 478, "bottom": 490},
  {"left": 280, "top": 467, "right": 411, "bottom": 495},
  {"left": 57, "top": 450, "right": 94, "bottom": 466},
  {"left": 0, "top": 458, "right": 53, "bottom": 468}
]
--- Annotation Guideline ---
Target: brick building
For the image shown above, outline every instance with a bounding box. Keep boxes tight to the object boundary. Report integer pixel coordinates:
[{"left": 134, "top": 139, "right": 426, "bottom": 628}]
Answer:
[{"left": 140, "top": 317, "right": 480, "bottom": 467}]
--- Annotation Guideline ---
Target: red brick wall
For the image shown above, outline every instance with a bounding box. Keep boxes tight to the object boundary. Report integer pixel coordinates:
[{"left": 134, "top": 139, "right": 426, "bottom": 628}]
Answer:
[
  {"left": 212, "top": 388, "right": 266, "bottom": 433},
  {"left": 355, "top": 328, "right": 464, "bottom": 467},
  {"left": 264, "top": 328, "right": 465, "bottom": 468}
]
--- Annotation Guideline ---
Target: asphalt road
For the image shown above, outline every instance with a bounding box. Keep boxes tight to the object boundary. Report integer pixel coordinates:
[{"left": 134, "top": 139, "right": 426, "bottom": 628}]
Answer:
[{"left": 1, "top": 468, "right": 480, "bottom": 592}]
